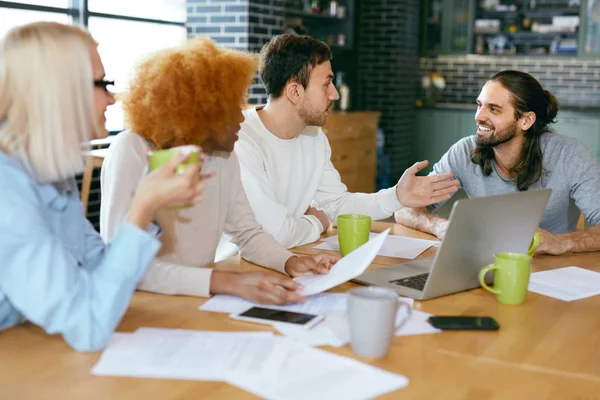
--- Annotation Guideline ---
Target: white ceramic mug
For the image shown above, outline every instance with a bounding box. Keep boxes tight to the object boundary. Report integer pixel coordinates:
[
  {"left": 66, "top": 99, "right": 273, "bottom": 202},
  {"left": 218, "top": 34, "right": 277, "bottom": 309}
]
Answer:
[{"left": 347, "top": 287, "right": 412, "bottom": 358}]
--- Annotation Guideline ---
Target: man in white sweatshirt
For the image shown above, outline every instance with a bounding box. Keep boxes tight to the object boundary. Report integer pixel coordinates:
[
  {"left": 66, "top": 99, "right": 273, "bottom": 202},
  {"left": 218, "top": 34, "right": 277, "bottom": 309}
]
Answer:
[{"left": 235, "top": 34, "right": 460, "bottom": 248}]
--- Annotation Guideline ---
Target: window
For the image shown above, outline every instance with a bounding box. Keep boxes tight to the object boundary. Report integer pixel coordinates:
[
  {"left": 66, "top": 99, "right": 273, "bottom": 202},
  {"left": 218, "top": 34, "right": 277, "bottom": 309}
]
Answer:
[
  {"left": 89, "top": 17, "right": 186, "bottom": 131},
  {"left": 0, "top": 8, "right": 69, "bottom": 38},
  {"left": 0, "top": 0, "right": 186, "bottom": 132},
  {"left": 88, "top": 0, "right": 185, "bottom": 23},
  {"left": 6, "top": 0, "right": 67, "bottom": 7}
]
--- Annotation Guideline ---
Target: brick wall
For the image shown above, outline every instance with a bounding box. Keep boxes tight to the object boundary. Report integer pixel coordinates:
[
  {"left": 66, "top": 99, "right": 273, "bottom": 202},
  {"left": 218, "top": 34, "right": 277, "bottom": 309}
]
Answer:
[
  {"left": 247, "top": 0, "right": 284, "bottom": 104},
  {"left": 420, "top": 55, "right": 600, "bottom": 109},
  {"left": 357, "top": 0, "right": 421, "bottom": 182},
  {"left": 186, "top": 0, "right": 284, "bottom": 105}
]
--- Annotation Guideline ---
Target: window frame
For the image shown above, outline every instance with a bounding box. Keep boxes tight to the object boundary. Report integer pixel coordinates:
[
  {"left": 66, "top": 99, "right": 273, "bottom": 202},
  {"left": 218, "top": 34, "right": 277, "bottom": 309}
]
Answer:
[
  {"left": 0, "top": 0, "right": 186, "bottom": 133},
  {"left": 0, "top": 0, "right": 184, "bottom": 28}
]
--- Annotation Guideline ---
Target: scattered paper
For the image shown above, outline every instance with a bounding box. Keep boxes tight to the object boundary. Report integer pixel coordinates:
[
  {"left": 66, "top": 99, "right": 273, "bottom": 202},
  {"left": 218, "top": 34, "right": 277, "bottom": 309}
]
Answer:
[
  {"left": 92, "top": 328, "right": 282, "bottom": 380},
  {"left": 313, "top": 232, "right": 440, "bottom": 259},
  {"left": 200, "top": 293, "right": 419, "bottom": 347},
  {"left": 295, "top": 229, "right": 390, "bottom": 296},
  {"left": 227, "top": 339, "right": 409, "bottom": 400},
  {"left": 92, "top": 328, "right": 409, "bottom": 399},
  {"left": 199, "top": 292, "right": 349, "bottom": 315},
  {"left": 273, "top": 302, "right": 436, "bottom": 348},
  {"left": 528, "top": 266, "right": 600, "bottom": 301},
  {"left": 274, "top": 313, "right": 348, "bottom": 347},
  {"left": 395, "top": 309, "right": 441, "bottom": 336}
]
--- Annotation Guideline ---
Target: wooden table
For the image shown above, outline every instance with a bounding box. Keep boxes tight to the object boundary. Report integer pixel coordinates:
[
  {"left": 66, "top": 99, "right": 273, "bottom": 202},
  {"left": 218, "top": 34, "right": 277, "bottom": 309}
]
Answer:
[{"left": 2, "top": 222, "right": 600, "bottom": 399}]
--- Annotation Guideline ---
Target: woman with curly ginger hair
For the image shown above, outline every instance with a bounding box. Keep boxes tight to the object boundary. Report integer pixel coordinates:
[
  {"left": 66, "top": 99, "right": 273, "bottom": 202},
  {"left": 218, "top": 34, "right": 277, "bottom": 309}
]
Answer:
[{"left": 100, "top": 38, "right": 339, "bottom": 305}]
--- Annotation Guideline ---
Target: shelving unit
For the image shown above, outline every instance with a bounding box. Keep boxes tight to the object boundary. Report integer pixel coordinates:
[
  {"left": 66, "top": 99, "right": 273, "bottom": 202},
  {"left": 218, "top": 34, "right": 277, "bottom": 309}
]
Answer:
[
  {"left": 284, "top": 0, "right": 358, "bottom": 110},
  {"left": 284, "top": 1, "right": 355, "bottom": 49},
  {"left": 472, "top": 0, "right": 582, "bottom": 55}
]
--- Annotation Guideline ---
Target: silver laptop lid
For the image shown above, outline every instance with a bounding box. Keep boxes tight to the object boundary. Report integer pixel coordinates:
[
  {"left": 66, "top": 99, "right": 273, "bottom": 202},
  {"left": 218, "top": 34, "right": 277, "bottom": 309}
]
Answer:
[{"left": 421, "top": 189, "right": 552, "bottom": 299}]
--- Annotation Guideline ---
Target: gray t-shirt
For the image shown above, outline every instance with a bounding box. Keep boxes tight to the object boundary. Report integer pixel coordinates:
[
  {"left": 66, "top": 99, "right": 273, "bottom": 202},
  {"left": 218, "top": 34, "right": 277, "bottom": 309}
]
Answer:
[{"left": 430, "top": 133, "right": 600, "bottom": 234}]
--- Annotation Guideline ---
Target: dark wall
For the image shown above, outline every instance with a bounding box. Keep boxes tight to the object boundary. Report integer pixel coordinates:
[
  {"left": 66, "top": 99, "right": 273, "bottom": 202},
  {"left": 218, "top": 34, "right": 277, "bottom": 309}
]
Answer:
[
  {"left": 420, "top": 55, "right": 600, "bottom": 109},
  {"left": 186, "top": 0, "right": 284, "bottom": 105},
  {"left": 357, "top": 0, "right": 421, "bottom": 182}
]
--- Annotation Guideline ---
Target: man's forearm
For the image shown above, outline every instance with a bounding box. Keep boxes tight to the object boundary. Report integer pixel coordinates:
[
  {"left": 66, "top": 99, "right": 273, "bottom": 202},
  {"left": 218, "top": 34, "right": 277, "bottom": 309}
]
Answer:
[
  {"left": 559, "top": 225, "right": 600, "bottom": 254},
  {"left": 394, "top": 207, "right": 448, "bottom": 239}
]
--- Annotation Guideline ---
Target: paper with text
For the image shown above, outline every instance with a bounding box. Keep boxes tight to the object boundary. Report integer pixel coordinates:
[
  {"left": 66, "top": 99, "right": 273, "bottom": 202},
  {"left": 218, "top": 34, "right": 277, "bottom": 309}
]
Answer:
[
  {"left": 227, "top": 339, "right": 409, "bottom": 400},
  {"left": 295, "top": 229, "right": 390, "bottom": 296},
  {"left": 91, "top": 328, "right": 282, "bottom": 380},
  {"left": 528, "top": 266, "right": 600, "bottom": 301},
  {"left": 199, "top": 292, "right": 349, "bottom": 315},
  {"left": 313, "top": 232, "right": 440, "bottom": 259},
  {"left": 273, "top": 301, "right": 434, "bottom": 348},
  {"left": 91, "top": 329, "right": 409, "bottom": 399}
]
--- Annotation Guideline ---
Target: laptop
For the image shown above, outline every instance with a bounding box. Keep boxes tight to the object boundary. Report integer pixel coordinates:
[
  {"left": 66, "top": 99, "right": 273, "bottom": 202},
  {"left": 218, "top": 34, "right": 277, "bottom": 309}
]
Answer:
[{"left": 353, "top": 189, "right": 552, "bottom": 300}]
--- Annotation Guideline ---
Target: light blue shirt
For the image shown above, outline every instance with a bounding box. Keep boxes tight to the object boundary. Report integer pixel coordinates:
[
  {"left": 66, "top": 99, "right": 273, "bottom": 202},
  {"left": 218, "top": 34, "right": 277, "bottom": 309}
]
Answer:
[{"left": 0, "top": 151, "right": 161, "bottom": 351}]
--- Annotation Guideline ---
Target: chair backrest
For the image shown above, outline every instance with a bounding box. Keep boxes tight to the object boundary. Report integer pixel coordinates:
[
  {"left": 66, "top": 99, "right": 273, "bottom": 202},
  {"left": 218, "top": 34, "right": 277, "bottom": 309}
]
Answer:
[{"left": 577, "top": 213, "right": 585, "bottom": 231}]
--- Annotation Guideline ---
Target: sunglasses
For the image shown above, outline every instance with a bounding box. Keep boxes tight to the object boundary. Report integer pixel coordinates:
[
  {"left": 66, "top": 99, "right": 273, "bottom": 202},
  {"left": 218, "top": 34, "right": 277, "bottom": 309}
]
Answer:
[{"left": 93, "top": 79, "right": 115, "bottom": 92}]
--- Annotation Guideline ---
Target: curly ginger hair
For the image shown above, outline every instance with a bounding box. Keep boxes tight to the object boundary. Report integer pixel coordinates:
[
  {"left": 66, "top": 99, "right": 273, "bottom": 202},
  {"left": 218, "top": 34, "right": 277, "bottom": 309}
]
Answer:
[{"left": 121, "top": 37, "right": 257, "bottom": 149}]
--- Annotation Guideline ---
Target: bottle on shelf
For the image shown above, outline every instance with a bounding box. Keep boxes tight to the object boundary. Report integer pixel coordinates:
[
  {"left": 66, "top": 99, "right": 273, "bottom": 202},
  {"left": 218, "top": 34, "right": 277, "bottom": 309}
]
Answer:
[
  {"left": 335, "top": 72, "right": 350, "bottom": 112},
  {"left": 329, "top": 1, "right": 338, "bottom": 17},
  {"left": 310, "top": 0, "right": 321, "bottom": 14}
]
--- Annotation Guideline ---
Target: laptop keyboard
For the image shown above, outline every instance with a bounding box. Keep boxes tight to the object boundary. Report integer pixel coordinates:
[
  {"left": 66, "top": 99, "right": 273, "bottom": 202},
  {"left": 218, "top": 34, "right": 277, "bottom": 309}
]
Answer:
[{"left": 389, "top": 273, "right": 429, "bottom": 291}]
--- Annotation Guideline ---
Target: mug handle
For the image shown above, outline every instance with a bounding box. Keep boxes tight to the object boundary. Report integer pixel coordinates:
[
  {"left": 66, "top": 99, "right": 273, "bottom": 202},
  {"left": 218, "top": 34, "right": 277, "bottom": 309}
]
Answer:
[
  {"left": 394, "top": 302, "right": 413, "bottom": 332},
  {"left": 479, "top": 265, "right": 501, "bottom": 295},
  {"left": 528, "top": 231, "right": 540, "bottom": 256}
]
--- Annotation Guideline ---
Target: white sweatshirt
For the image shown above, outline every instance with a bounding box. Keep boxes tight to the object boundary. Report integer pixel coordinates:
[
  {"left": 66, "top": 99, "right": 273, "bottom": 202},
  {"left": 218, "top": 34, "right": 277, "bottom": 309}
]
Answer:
[
  {"left": 100, "top": 130, "right": 295, "bottom": 297},
  {"left": 235, "top": 106, "right": 403, "bottom": 249}
]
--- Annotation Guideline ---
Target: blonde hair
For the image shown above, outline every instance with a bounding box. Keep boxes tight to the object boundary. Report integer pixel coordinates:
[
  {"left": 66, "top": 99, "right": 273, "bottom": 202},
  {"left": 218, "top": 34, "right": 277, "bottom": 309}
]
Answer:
[
  {"left": 0, "top": 22, "right": 97, "bottom": 183},
  {"left": 122, "top": 37, "right": 257, "bottom": 149}
]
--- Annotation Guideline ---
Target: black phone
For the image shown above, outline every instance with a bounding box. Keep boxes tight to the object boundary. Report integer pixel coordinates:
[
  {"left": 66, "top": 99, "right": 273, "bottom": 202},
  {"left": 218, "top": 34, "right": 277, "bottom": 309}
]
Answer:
[
  {"left": 230, "top": 307, "right": 324, "bottom": 329},
  {"left": 428, "top": 316, "right": 500, "bottom": 331}
]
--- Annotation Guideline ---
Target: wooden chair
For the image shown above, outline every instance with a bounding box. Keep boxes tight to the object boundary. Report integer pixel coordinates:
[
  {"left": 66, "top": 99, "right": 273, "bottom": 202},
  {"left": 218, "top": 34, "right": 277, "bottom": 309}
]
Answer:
[
  {"left": 577, "top": 213, "right": 586, "bottom": 231},
  {"left": 81, "top": 136, "right": 115, "bottom": 216}
]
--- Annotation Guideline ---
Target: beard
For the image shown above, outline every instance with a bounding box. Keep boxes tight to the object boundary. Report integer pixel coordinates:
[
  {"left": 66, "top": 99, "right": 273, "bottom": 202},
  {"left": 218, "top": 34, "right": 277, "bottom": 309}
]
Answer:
[
  {"left": 298, "top": 98, "right": 329, "bottom": 127},
  {"left": 475, "top": 121, "right": 518, "bottom": 147}
]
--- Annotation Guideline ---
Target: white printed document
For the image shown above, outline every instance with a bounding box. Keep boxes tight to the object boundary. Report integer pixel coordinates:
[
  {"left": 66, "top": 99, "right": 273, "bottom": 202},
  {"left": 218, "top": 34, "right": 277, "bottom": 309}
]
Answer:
[
  {"left": 91, "top": 328, "right": 282, "bottom": 380},
  {"left": 227, "top": 339, "right": 409, "bottom": 400},
  {"left": 314, "top": 232, "right": 439, "bottom": 259},
  {"left": 199, "top": 292, "right": 349, "bottom": 315},
  {"left": 295, "top": 229, "right": 390, "bottom": 296},
  {"left": 528, "top": 266, "right": 600, "bottom": 301},
  {"left": 92, "top": 328, "right": 410, "bottom": 399}
]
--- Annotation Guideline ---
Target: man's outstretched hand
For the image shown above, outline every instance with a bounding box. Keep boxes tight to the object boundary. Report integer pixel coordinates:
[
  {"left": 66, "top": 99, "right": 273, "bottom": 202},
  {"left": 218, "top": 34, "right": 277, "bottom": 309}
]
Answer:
[{"left": 396, "top": 160, "right": 459, "bottom": 208}]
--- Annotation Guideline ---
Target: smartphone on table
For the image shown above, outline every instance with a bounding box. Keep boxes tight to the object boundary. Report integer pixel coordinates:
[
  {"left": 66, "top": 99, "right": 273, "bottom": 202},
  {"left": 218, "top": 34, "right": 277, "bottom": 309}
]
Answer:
[
  {"left": 428, "top": 316, "right": 500, "bottom": 331},
  {"left": 230, "top": 307, "right": 324, "bottom": 330}
]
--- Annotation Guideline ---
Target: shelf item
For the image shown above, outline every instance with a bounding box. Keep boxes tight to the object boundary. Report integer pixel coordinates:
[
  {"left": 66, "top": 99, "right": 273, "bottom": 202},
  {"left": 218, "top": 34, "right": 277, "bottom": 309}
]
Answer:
[
  {"left": 421, "top": 0, "right": 592, "bottom": 56},
  {"left": 473, "top": 1, "right": 583, "bottom": 55},
  {"left": 284, "top": 0, "right": 355, "bottom": 50}
]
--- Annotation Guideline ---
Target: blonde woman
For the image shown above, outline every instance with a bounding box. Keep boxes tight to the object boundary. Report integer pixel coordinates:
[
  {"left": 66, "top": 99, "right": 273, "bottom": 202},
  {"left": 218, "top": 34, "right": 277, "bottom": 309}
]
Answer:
[
  {"left": 100, "top": 38, "right": 339, "bottom": 305},
  {"left": 0, "top": 22, "right": 206, "bottom": 351}
]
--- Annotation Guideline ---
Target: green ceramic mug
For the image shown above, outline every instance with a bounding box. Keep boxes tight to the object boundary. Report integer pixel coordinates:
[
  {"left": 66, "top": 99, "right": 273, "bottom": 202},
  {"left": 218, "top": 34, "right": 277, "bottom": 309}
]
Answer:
[
  {"left": 337, "top": 214, "right": 372, "bottom": 256},
  {"left": 148, "top": 145, "right": 199, "bottom": 174},
  {"left": 148, "top": 146, "right": 200, "bottom": 209},
  {"left": 478, "top": 252, "right": 532, "bottom": 305},
  {"left": 527, "top": 231, "right": 540, "bottom": 256}
]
